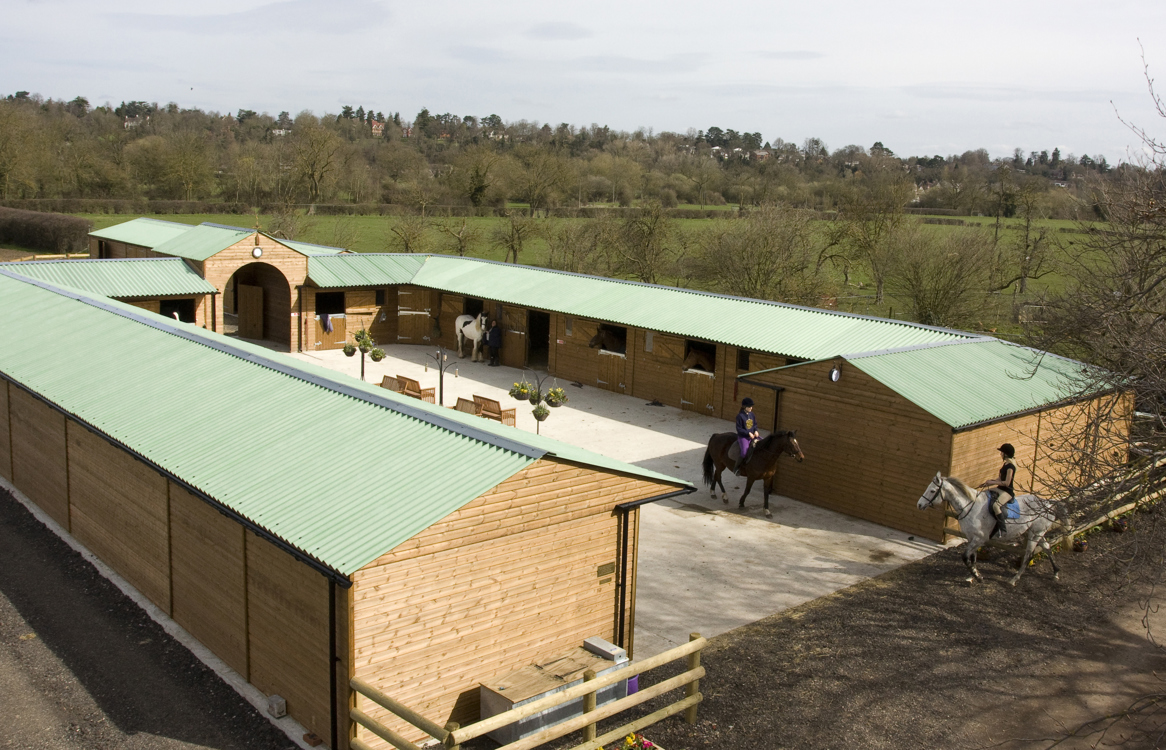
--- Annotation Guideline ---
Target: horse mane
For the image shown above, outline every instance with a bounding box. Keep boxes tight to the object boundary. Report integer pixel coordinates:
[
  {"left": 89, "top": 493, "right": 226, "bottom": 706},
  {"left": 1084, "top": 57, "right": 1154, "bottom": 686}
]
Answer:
[
  {"left": 945, "top": 476, "right": 979, "bottom": 500},
  {"left": 757, "top": 431, "right": 790, "bottom": 449}
]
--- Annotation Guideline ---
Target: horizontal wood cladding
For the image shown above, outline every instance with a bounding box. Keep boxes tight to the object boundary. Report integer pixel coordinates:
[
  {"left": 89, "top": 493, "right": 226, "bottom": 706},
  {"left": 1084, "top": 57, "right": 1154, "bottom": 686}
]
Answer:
[
  {"left": 246, "top": 531, "right": 331, "bottom": 744},
  {"left": 950, "top": 415, "right": 1041, "bottom": 495},
  {"left": 66, "top": 421, "right": 172, "bottom": 612},
  {"left": 0, "top": 380, "right": 10, "bottom": 481},
  {"left": 128, "top": 299, "right": 161, "bottom": 314},
  {"left": 756, "top": 361, "right": 951, "bottom": 540},
  {"left": 93, "top": 239, "right": 161, "bottom": 259},
  {"left": 396, "top": 286, "right": 438, "bottom": 344},
  {"left": 169, "top": 483, "right": 248, "bottom": 677},
  {"left": 9, "top": 387, "right": 69, "bottom": 529},
  {"left": 350, "top": 459, "right": 665, "bottom": 745}
]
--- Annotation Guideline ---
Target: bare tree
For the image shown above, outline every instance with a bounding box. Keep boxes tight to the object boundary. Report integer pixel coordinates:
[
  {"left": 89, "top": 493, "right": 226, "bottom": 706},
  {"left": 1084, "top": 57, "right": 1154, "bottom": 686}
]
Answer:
[
  {"left": 433, "top": 217, "right": 482, "bottom": 256},
  {"left": 696, "top": 205, "right": 831, "bottom": 304},
  {"left": 385, "top": 214, "right": 432, "bottom": 253},
  {"left": 291, "top": 120, "right": 341, "bottom": 203},
  {"left": 490, "top": 212, "right": 540, "bottom": 263},
  {"left": 544, "top": 217, "right": 610, "bottom": 275},
  {"left": 885, "top": 224, "right": 995, "bottom": 327},
  {"left": 265, "top": 204, "right": 313, "bottom": 241},
  {"left": 608, "top": 203, "right": 683, "bottom": 284}
]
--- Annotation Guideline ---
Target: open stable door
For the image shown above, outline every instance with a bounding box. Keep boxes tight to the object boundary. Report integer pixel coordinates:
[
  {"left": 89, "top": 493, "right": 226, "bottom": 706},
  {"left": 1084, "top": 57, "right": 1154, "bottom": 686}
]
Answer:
[{"left": 237, "top": 284, "right": 263, "bottom": 340}]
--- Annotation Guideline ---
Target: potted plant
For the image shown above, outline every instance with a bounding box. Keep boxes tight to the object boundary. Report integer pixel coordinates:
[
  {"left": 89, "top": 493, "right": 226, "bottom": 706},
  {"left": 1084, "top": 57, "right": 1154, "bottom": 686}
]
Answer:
[
  {"left": 369, "top": 348, "right": 385, "bottom": 362},
  {"left": 343, "top": 342, "right": 357, "bottom": 357},
  {"left": 509, "top": 381, "right": 532, "bottom": 400},
  {"left": 529, "top": 391, "right": 541, "bottom": 405},
  {"left": 354, "top": 328, "right": 375, "bottom": 354},
  {"left": 532, "top": 404, "right": 550, "bottom": 422},
  {"left": 545, "top": 386, "right": 568, "bottom": 407}
]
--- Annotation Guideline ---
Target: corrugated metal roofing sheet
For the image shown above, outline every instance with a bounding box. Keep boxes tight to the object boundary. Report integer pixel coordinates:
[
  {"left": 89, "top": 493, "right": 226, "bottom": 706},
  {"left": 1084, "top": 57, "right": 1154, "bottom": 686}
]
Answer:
[
  {"left": 151, "top": 223, "right": 253, "bottom": 261},
  {"left": 308, "top": 254, "right": 428, "bottom": 288},
  {"left": 0, "top": 271, "right": 687, "bottom": 575},
  {"left": 3, "top": 258, "right": 217, "bottom": 297},
  {"left": 409, "top": 255, "right": 970, "bottom": 360},
  {"left": 88, "top": 218, "right": 193, "bottom": 249},
  {"left": 847, "top": 339, "right": 1094, "bottom": 429},
  {"left": 282, "top": 239, "right": 348, "bottom": 256}
]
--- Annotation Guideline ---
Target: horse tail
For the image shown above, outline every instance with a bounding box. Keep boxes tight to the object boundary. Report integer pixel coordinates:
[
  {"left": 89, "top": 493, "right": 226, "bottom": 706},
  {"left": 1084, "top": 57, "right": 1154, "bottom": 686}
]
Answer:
[{"left": 702, "top": 447, "right": 715, "bottom": 489}]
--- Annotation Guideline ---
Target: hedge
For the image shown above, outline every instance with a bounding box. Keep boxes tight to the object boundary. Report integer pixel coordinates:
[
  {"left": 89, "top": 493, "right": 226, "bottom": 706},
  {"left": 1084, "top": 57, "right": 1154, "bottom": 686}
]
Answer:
[{"left": 0, "top": 207, "right": 93, "bottom": 254}]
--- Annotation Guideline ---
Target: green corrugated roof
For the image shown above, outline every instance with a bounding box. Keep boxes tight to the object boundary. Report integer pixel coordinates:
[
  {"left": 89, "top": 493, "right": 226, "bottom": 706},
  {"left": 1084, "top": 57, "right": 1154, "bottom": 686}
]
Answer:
[
  {"left": 847, "top": 339, "right": 1096, "bottom": 429},
  {"left": 3, "top": 258, "right": 217, "bottom": 297},
  {"left": 0, "top": 271, "right": 687, "bottom": 575},
  {"left": 407, "top": 255, "right": 970, "bottom": 360},
  {"left": 308, "top": 254, "right": 427, "bottom": 288},
  {"left": 151, "top": 222, "right": 254, "bottom": 261},
  {"left": 89, "top": 218, "right": 193, "bottom": 249},
  {"left": 282, "top": 239, "right": 348, "bottom": 256}
]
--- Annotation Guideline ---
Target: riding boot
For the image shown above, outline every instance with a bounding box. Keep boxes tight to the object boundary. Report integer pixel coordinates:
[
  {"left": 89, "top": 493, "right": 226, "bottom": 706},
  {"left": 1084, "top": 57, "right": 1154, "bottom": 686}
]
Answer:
[
  {"left": 989, "top": 511, "right": 1005, "bottom": 539},
  {"left": 731, "top": 456, "right": 743, "bottom": 476}
]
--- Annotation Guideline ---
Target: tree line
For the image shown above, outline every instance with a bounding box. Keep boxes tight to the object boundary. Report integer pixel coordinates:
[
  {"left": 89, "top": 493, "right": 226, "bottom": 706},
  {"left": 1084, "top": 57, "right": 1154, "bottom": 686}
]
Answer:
[{"left": 0, "top": 91, "right": 1120, "bottom": 219}]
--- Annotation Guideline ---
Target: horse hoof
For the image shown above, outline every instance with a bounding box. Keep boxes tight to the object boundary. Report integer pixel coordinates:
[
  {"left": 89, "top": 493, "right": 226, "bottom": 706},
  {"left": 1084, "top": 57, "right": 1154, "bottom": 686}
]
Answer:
[
  {"left": 764, "top": 509, "right": 771, "bottom": 518},
  {"left": 721, "top": 495, "right": 728, "bottom": 504},
  {"left": 964, "top": 576, "right": 976, "bottom": 584},
  {"left": 1053, "top": 573, "right": 1060, "bottom": 580},
  {"left": 1009, "top": 578, "right": 1019, "bottom": 587}
]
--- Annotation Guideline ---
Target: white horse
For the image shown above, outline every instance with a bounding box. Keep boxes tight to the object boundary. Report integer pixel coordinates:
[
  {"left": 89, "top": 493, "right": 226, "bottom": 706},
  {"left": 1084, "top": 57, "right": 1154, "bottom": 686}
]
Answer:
[
  {"left": 916, "top": 472, "right": 1063, "bottom": 586},
  {"left": 455, "top": 312, "right": 488, "bottom": 361}
]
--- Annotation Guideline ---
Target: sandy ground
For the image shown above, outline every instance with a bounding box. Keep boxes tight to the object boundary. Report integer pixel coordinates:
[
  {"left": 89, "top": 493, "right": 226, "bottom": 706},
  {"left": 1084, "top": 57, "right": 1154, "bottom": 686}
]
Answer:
[{"left": 288, "top": 344, "right": 945, "bottom": 658}]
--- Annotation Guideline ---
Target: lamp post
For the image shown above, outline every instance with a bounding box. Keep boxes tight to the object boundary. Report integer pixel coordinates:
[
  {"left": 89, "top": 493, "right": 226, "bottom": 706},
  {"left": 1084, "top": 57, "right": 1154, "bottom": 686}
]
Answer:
[{"left": 424, "top": 347, "right": 457, "bottom": 406}]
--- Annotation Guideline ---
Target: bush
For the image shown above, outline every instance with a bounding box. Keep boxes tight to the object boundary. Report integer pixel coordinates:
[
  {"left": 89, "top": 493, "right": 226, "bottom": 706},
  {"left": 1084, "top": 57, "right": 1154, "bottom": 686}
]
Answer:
[{"left": 0, "top": 207, "right": 92, "bottom": 253}]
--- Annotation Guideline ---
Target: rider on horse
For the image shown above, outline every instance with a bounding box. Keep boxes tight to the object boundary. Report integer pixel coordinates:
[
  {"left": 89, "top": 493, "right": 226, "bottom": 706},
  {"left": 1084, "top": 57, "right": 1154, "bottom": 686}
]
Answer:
[
  {"left": 732, "top": 398, "right": 761, "bottom": 476},
  {"left": 979, "top": 443, "right": 1017, "bottom": 539}
]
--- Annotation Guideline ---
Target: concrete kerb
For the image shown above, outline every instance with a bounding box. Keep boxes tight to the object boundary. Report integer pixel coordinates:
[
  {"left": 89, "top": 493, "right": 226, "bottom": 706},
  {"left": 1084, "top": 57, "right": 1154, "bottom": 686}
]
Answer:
[
  {"left": 289, "top": 344, "right": 947, "bottom": 659},
  {"left": 0, "top": 475, "right": 319, "bottom": 750}
]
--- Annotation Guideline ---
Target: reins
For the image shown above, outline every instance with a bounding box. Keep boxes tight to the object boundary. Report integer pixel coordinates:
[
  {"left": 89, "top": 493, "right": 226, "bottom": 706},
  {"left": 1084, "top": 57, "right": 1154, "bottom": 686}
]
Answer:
[{"left": 933, "top": 479, "right": 976, "bottom": 521}]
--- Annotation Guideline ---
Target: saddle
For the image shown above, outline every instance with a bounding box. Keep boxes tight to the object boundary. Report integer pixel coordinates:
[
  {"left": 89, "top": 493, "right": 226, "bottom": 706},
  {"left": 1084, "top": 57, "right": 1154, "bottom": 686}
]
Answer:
[
  {"left": 1003, "top": 498, "right": 1020, "bottom": 520},
  {"left": 727, "top": 441, "right": 755, "bottom": 464}
]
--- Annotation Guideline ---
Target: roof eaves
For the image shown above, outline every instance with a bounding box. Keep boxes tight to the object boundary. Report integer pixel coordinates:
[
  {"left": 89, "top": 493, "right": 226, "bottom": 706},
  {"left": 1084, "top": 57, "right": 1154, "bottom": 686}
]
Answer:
[{"left": 0, "top": 268, "right": 547, "bottom": 461}]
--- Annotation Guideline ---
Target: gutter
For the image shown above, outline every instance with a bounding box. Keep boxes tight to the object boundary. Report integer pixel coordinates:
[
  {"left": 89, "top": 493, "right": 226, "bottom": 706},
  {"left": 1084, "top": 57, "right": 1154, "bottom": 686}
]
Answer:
[{"left": 613, "top": 486, "right": 695, "bottom": 650}]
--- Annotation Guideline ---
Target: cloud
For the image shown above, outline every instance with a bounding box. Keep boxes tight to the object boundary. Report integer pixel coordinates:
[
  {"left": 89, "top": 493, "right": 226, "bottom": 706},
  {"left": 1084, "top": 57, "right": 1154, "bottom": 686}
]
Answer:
[
  {"left": 523, "top": 22, "right": 592, "bottom": 41},
  {"left": 448, "top": 45, "right": 514, "bottom": 64},
  {"left": 758, "top": 51, "right": 825, "bottom": 60},
  {"left": 900, "top": 83, "right": 1113, "bottom": 104},
  {"left": 572, "top": 54, "right": 705, "bottom": 75},
  {"left": 106, "top": 0, "right": 389, "bottom": 35}
]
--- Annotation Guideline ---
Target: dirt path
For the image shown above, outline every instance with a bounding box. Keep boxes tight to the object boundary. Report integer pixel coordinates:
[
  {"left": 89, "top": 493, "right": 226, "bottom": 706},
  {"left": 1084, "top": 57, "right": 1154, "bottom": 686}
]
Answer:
[
  {"left": 0, "top": 487, "right": 296, "bottom": 750},
  {"left": 614, "top": 509, "right": 1166, "bottom": 750}
]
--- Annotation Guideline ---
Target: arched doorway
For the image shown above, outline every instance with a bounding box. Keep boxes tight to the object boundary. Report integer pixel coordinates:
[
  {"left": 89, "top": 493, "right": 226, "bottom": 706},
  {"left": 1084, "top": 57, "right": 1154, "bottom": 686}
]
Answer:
[{"left": 225, "top": 262, "right": 291, "bottom": 346}]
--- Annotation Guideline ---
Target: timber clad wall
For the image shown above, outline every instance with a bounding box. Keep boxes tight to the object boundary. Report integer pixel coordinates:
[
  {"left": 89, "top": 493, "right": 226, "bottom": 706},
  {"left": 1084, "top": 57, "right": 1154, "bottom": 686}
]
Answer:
[
  {"left": 203, "top": 237, "right": 308, "bottom": 346},
  {"left": 169, "top": 483, "right": 248, "bottom": 676},
  {"left": 630, "top": 331, "right": 685, "bottom": 407},
  {"left": 0, "top": 382, "right": 10, "bottom": 481},
  {"left": 351, "top": 458, "right": 659, "bottom": 747},
  {"left": 67, "top": 421, "right": 172, "bottom": 612},
  {"left": 10, "top": 388, "right": 70, "bottom": 530},
  {"left": 89, "top": 238, "right": 162, "bottom": 259},
  {"left": 754, "top": 360, "right": 952, "bottom": 540}
]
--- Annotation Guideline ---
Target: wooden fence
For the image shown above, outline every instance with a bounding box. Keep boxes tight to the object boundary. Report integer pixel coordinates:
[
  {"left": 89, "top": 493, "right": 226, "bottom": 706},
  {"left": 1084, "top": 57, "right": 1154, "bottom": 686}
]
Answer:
[{"left": 350, "top": 633, "right": 706, "bottom": 750}]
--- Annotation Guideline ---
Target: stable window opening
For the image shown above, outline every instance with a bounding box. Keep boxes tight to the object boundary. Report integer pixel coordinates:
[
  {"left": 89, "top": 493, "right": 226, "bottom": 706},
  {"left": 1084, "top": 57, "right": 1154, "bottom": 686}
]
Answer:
[
  {"left": 590, "top": 324, "right": 627, "bottom": 354},
  {"left": 315, "top": 292, "right": 346, "bottom": 316},
  {"left": 684, "top": 340, "right": 716, "bottom": 372}
]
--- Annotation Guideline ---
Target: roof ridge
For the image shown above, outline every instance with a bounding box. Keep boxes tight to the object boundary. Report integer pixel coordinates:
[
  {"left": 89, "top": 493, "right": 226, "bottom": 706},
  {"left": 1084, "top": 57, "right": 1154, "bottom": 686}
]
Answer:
[
  {"left": 4, "top": 256, "right": 188, "bottom": 266},
  {"left": 199, "top": 222, "right": 254, "bottom": 233},
  {"left": 0, "top": 269, "right": 548, "bottom": 461}
]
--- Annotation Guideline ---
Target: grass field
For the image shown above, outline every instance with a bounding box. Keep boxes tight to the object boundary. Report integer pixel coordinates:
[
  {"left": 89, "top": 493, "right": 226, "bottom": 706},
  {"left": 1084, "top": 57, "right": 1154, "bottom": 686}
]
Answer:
[{"left": 73, "top": 211, "right": 1083, "bottom": 335}]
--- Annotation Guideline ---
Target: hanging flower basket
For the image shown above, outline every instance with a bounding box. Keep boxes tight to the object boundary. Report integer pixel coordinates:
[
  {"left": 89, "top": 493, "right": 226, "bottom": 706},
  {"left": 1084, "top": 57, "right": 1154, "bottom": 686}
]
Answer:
[
  {"left": 509, "top": 382, "right": 532, "bottom": 400},
  {"left": 532, "top": 404, "right": 550, "bottom": 422},
  {"left": 529, "top": 393, "right": 541, "bottom": 405},
  {"left": 545, "top": 387, "right": 568, "bottom": 407},
  {"left": 343, "top": 343, "right": 357, "bottom": 357},
  {"left": 369, "top": 348, "right": 385, "bottom": 362}
]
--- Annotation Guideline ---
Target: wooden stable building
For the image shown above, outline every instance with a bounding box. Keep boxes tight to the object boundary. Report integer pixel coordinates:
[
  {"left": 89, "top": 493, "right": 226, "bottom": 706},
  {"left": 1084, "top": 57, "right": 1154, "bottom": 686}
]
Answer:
[
  {"left": 64, "top": 222, "right": 1134, "bottom": 543},
  {"left": 0, "top": 269, "right": 690, "bottom": 750}
]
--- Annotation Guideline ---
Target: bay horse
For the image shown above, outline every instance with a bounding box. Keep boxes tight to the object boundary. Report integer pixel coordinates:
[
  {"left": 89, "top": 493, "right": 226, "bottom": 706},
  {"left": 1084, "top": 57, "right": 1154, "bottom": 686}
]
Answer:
[
  {"left": 702, "top": 431, "right": 804, "bottom": 517},
  {"left": 588, "top": 328, "right": 626, "bottom": 354},
  {"left": 916, "top": 472, "right": 1064, "bottom": 586},
  {"left": 683, "top": 349, "right": 715, "bottom": 372},
  {"left": 455, "top": 312, "right": 488, "bottom": 361}
]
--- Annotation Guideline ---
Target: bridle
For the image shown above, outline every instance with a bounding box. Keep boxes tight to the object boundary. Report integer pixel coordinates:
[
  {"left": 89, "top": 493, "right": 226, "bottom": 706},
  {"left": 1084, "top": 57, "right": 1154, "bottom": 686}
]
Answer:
[{"left": 923, "top": 476, "right": 974, "bottom": 520}]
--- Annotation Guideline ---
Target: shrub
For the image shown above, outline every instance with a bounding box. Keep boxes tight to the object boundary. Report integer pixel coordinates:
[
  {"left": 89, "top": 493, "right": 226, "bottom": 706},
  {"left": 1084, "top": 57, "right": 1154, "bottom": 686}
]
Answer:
[{"left": 0, "top": 207, "right": 92, "bottom": 253}]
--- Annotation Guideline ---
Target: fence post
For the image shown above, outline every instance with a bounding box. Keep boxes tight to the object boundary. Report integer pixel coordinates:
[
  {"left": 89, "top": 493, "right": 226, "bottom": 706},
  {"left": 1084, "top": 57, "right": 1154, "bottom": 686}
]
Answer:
[
  {"left": 444, "top": 721, "right": 460, "bottom": 750},
  {"left": 583, "top": 669, "right": 598, "bottom": 741},
  {"left": 685, "top": 633, "right": 701, "bottom": 725}
]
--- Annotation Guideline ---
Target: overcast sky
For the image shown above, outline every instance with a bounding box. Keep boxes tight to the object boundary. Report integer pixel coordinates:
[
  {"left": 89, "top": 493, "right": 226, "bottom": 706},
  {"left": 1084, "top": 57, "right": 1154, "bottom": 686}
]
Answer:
[{"left": 4, "top": 0, "right": 1165, "bottom": 160}]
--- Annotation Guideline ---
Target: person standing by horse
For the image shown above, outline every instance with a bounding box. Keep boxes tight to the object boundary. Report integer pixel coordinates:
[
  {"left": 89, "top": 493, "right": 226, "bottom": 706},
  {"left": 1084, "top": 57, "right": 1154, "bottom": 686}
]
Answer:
[
  {"left": 732, "top": 398, "right": 761, "bottom": 475},
  {"left": 979, "top": 443, "right": 1017, "bottom": 538},
  {"left": 486, "top": 319, "right": 502, "bottom": 367}
]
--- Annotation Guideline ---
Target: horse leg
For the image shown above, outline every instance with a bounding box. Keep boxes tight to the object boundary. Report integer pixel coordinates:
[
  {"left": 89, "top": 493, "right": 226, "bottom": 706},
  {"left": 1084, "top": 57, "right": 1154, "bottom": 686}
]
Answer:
[
  {"left": 762, "top": 481, "right": 772, "bottom": 518},
  {"left": 1038, "top": 535, "right": 1060, "bottom": 580},
  {"left": 738, "top": 478, "right": 755, "bottom": 509},
  {"left": 963, "top": 546, "right": 983, "bottom": 583},
  {"left": 456, "top": 332, "right": 465, "bottom": 358},
  {"left": 713, "top": 467, "right": 728, "bottom": 503},
  {"left": 1010, "top": 536, "right": 1039, "bottom": 587}
]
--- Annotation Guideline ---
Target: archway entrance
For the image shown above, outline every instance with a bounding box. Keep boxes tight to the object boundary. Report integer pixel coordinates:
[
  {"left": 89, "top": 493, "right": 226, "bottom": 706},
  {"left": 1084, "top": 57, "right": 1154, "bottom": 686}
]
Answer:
[{"left": 224, "top": 262, "right": 291, "bottom": 346}]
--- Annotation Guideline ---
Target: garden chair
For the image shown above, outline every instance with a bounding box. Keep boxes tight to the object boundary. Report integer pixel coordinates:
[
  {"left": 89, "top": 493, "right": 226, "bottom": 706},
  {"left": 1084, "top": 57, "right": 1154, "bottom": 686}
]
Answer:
[
  {"left": 473, "top": 395, "right": 516, "bottom": 427},
  {"left": 397, "top": 375, "right": 436, "bottom": 404}
]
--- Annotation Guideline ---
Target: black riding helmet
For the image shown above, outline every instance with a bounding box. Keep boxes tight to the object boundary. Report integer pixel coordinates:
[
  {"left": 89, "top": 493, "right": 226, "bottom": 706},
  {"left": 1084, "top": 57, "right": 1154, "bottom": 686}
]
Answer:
[
  {"left": 741, "top": 397, "right": 754, "bottom": 408},
  {"left": 998, "top": 443, "right": 1015, "bottom": 458}
]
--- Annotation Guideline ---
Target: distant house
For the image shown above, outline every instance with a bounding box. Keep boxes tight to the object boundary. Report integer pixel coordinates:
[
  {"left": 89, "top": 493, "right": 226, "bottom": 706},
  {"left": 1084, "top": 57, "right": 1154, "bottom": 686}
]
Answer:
[
  {"left": 402, "top": 126, "right": 414, "bottom": 138},
  {"left": 271, "top": 128, "right": 291, "bottom": 137},
  {"left": 370, "top": 119, "right": 384, "bottom": 137},
  {"left": 123, "top": 115, "right": 148, "bottom": 130},
  {"left": 752, "top": 150, "right": 771, "bottom": 161}
]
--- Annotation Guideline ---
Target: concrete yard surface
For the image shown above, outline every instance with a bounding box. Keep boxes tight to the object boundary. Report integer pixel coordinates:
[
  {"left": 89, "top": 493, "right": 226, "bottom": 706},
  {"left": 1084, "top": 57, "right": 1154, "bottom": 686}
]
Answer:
[{"left": 288, "top": 345, "right": 944, "bottom": 659}]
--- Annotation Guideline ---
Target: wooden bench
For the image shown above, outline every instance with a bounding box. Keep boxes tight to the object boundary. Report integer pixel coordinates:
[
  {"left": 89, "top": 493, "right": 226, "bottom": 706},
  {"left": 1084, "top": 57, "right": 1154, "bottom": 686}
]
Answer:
[
  {"left": 473, "top": 395, "right": 516, "bottom": 427},
  {"left": 397, "top": 375, "right": 436, "bottom": 404},
  {"left": 379, "top": 375, "right": 404, "bottom": 394},
  {"left": 453, "top": 397, "right": 484, "bottom": 417}
]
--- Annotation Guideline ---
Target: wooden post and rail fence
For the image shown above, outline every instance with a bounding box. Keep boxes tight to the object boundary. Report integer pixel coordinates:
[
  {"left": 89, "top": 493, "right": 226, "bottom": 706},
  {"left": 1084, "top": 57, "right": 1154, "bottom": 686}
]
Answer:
[{"left": 349, "top": 633, "right": 706, "bottom": 750}]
